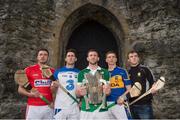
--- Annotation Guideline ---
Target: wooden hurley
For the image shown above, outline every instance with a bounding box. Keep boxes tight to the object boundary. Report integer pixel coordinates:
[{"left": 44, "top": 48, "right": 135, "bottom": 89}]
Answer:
[
  {"left": 129, "top": 76, "right": 165, "bottom": 106},
  {"left": 14, "top": 69, "right": 51, "bottom": 105},
  {"left": 14, "top": 70, "right": 31, "bottom": 90},
  {"left": 106, "top": 81, "right": 142, "bottom": 113},
  {"left": 129, "top": 82, "right": 142, "bottom": 97},
  {"left": 41, "top": 65, "right": 53, "bottom": 78},
  {"left": 119, "top": 82, "right": 142, "bottom": 117}
]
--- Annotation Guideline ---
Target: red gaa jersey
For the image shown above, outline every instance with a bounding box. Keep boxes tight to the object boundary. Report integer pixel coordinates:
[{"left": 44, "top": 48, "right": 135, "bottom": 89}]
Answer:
[{"left": 25, "top": 64, "right": 54, "bottom": 106}]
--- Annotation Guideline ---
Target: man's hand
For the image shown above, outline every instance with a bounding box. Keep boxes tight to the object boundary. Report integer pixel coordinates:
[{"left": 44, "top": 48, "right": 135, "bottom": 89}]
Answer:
[
  {"left": 103, "top": 84, "right": 111, "bottom": 95},
  {"left": 76, "top": 86, "right": 87, "bottom": 97},
  {"left": 117, "top": 96, "right": 125, "bottom": 105},
  {"left": 30, "top": 88, "right": 40, "bottom": 98},
  {"left": 48, "top": 102, "right": 54, "bottom": 109},
  {"left": 151, "top": 84, "right": 157, "bottom": 94},
  {"left": 51, "top": 81, "right": 59, "bottom": 88},
  {"left": 51, "top": 81, "right": 59, "bottom": 92}
]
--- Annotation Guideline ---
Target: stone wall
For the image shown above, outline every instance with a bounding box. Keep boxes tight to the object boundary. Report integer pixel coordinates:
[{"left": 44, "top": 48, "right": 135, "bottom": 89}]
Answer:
[
  {"left": 124, "top": 0, "right": 180, "bottom": 118},
  {"left": 0, "top": 0, "right": 55, "bottom": 118},
  {"left": 0, "top": 0, "right": 179, "bottom": 118}
]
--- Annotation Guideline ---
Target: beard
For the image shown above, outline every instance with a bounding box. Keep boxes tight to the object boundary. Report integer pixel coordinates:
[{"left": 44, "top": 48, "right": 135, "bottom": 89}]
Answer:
[
  {"left": 67, "top": 62, "right": 75, "bottom": 66},
  {"left": 38, "top": 59, "right": 48, "bottom": 64},
  {"left": 89, "top": 61, "right": 98, "bottom": 65}
]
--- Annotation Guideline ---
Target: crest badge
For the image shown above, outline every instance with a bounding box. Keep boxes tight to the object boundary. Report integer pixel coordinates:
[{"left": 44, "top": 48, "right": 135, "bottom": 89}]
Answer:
[{"left": 137, "top": 72, "right": 141, "bottom": 77}]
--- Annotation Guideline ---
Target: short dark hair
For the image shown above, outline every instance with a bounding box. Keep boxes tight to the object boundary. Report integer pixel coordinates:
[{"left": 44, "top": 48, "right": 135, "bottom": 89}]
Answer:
[
  {"left": 127, "top": 50, "right": 139, "bottom": 58},
  {"left": 66, "top": 49, "right": 77, "bottom": 57},
  {"left": 87, "top": 49, "right": 99, "bottom": 57},
  {"left": 36, "top": 48, "right": 49, "bottom": 57},
  {"left": 105, "top": 50, "right": 117, "bottom": 58}
]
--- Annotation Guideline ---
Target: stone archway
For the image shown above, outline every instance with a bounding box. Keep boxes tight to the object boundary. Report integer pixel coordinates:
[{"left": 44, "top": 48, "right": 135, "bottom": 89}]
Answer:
[
  {"left": 58, "top": 3, "right": 126, "bottom": 68},
  {"left": 66, "top": 20, "right": 118, "bottom": 70}
]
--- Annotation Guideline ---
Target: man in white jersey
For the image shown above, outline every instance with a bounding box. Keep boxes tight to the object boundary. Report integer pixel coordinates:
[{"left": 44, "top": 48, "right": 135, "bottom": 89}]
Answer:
[{"left": 52, "top": 49, "right": 80, "bottom": 120}]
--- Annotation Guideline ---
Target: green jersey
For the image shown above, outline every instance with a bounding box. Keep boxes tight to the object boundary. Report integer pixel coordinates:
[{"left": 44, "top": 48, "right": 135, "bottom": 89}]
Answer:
[{"left": 78, "top": 67, "right": 110, "bottom": 112}]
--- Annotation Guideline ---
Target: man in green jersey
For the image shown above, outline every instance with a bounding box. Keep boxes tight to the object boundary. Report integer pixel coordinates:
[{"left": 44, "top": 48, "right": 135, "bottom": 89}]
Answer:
[{"left": 76, "top": 49, "right": 111, "bottom": 119}]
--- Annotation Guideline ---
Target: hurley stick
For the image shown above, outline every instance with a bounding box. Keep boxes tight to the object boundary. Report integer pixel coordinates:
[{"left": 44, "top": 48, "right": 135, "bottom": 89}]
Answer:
[
  {"left": 129, "top": 76, "right": 165, "bottom": 106},
  {"left": 106, "top": 82, "right": 142, "bottom": 109},
  {"left": 14, "top": 70, "right": 51, "bottom": 105}
]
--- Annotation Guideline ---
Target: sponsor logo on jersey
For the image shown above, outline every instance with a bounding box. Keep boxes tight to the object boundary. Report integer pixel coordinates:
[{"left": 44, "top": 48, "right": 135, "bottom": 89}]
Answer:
[
  {"left": 110, "top": 75, "right": 124, "bottom": 88},
  {"left": 34, "top": 79, "right": 51, "bottom": 87},
  {"left": 62, "top": 75, "right": 68, "bottom": 77}
]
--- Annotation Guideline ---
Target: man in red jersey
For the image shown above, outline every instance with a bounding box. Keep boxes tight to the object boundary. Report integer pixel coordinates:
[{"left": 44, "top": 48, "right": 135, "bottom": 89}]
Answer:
[{"left": 18, "top": 48, "right": 54, "bottom": 119}]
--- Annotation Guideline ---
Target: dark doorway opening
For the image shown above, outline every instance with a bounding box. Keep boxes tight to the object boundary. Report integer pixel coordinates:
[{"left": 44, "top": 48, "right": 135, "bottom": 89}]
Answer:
[{"left": 66, "top": 20, "right": 119, "bottom": 70}]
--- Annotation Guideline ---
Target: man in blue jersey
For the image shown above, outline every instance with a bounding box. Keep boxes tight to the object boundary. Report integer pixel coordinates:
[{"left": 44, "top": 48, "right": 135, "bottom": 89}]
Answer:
[
  {"left": 105, "top": 51, "right": 132, "bottom": 119},
  {"left": 52, "top": 49, "right": 80, "bottom": 120}
]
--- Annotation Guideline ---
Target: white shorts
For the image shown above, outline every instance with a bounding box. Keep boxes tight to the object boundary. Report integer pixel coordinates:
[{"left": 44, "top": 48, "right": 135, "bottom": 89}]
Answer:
[
  {"left": 80, "top": 110, "right": 110, "bottom": 120},
  {"left": 26, "top": 105, "right": 53, "bottom": 120},
  {"left": 54, "top": 105, "right": 80, "bottom": 120},
  {"left": 108, "top": 102, "right": 128, "bottom": 120}
]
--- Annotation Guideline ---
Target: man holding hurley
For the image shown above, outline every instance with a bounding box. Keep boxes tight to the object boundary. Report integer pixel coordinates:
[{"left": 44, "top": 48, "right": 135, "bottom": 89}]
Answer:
[
  {"left": 127, "top": 50, "right": 157, "bottom": 119},
  {"left": 52, "top": 49, "right": 80, "bottom": 120},
  {"left": 18, "top": 48, "right": 54, "bottom": 119}
]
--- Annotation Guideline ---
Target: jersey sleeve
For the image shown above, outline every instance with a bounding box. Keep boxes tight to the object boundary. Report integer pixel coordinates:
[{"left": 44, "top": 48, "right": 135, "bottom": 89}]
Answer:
[
  {"left": 122, "top": 69, "right": 132, "bottom": 86},
  {"left": 50, "top": 68, "right": 55, "bottom": 74},
  {"left": 53, "top": 69, "right": 59, "bottom": 80},
  {"left": 24, "top": 67, "right": 30, "bottom": 81},
  {"left": 78, "top": 70, "right": 84, "bottom": 83},
  {"left": 145, "top": 67, "right": 155, "bottom": 87},
  {"left": 102, "top": 69, "right": 110, "bottom": 82}
]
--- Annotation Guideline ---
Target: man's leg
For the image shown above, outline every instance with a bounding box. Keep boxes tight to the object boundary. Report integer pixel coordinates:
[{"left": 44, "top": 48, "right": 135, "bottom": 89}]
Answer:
[
  {"left": 68, "top": 105, "right": 80, "bottom": 120},
  {"left": 26, "top": 105, "right": 53, "bottom": 119},
  {"left": 109, "top": 104, "right": 128, "bottom": 120},
  {"left": 80, "top": 111, "right": 94, "bottom": 120},
  {"left": 41, "top": 105, "right": 54, "bottom": 119},
  {"left": 138, "top": 105, "right": 154, "bottom": 119},
  {"left": 54, "top": 108, "right": 67, "bottom": 120},
  {"left": 93, "top": 111, "right": 110, "bottom": 120},
  {"left": 130, "top": 104, "right": 154, "bottom": 119}
]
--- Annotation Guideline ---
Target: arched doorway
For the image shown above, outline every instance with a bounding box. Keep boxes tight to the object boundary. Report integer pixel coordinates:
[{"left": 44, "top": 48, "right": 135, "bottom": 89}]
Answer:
[
  {"left": 66, "top": 20, "right": 118, "bottom": 70},
  {"left": 54, "top": 4, "right": 128, "bottom": 69}
]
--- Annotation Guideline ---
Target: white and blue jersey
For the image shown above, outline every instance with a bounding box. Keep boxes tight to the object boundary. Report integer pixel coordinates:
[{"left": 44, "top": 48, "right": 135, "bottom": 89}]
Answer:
[
  {"left": 107, "top": 67, "right": 132, "bottom": 102},
  {"left": 53, "top": 67, "right": 79, "bottom": 113}
]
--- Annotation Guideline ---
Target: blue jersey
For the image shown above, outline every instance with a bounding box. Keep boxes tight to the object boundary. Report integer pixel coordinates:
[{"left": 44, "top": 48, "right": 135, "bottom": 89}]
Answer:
[
  {"left": 107, "top": 67, "right": 132, "bottom": 102},
  {"left": 53, "top": 66, "right": 80, "bottom": 110}
]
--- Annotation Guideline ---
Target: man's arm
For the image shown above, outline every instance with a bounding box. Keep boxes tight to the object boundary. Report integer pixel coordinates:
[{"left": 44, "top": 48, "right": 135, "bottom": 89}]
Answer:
[
  {"left": 146, "top": 67, "right": 155, "bottom": 87},
  {"left": 117, "top": 85, "right": 131, "bottom": 104},
  {"left": 50, "top": 81, "right": 59, "bottom": 93},
  {"left": 145, "top": 67, "right": 159, "bottom": 94},
  {"left": 76, "top": 84, "right": 87, "bottom": 97},
  {"left": 103, "top": 83, "right": 111, "bottom": 96},
  {"left": 117, "top": 69, "right": 132, "bottom": 104},
  {"left": 102, "top": 69, "right": 111, "bottom": 96},
  {"left": 76, "top": 71, "right": 87, "bottom": 97},
  {"left": 18, "top": 85, "right": 39, "bottom": 98}
]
